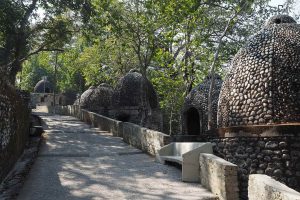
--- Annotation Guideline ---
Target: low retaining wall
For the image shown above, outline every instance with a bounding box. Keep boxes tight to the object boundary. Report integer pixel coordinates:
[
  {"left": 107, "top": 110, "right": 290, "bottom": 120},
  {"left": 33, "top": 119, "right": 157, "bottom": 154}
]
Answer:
[
  {"left": 248, "top": 174, "right": 300, "bottom": 200},
  {"left": 210, "top": 135, "right": 300, "bottom": 199},
  {"left": 54, "top": 105, "right": 170, "bottom": 156},
  {"left": 175, "top": 126, "right": 300, "bottom": 199},
  {"left": 199, "top": 153, "right": 239, "bottom": 200},
  {"left": 122, "top": 123, "right": 169, "bottom": 155}
]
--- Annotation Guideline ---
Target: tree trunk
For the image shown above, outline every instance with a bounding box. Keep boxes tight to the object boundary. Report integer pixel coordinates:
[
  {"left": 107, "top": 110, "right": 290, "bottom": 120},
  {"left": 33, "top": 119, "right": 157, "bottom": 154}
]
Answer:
[{"left": 207, "top": 10, "right": 241, "bottom": 130}]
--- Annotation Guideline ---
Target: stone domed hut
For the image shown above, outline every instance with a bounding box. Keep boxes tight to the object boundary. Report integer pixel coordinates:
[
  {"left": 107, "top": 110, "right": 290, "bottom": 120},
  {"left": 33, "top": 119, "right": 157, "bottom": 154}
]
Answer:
[
  {"left": 79, "top": 86, "right": 96, "bottom": 108},
  {"left": 181, "top": 74, "right": 223, "bottom": 135},
  {"left": 112, "top": 70, "right": 162, "bottom": 131},
  {"left": 34, "top": 78, "right": 53, "bottom": 93},
  {"left": 88, "top": 83, "right": 113, "bottom": 115},
  {"left": 218, "top": 15, "right": 300, "bottom": 127},
  {"left": 213, "top": 15, "right": 300, "bottom": 197}
]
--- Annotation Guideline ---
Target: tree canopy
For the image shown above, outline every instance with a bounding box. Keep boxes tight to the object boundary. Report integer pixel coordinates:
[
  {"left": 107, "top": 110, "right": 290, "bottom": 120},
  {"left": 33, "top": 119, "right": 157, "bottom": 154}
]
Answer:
[{"left": 3, "top": 0, "right": 298, "bottom": 133}]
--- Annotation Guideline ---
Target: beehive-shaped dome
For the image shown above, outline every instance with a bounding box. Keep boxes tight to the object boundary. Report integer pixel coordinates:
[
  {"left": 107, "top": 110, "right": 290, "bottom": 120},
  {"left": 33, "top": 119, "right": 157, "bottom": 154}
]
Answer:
[
  {"left": 112, "top": 70, "right": 162, "bottom": 130},
  {"left": 112, "top": 70, "right": 159, "bottom": 109},
  {"left": 89, "top": 83, "right": 113, "bottom": 109},
  {"left": 182, "top": 74, "right": 223, "bottom": 135},
  {"left": 34, "top": 79, "right": 53, "bottom": 93},
  {"left": 79, "top": 86, "right": 96, "bottom": 108},
  {"left": 218, "top": 15, "right": 300, "bottom": 127}
]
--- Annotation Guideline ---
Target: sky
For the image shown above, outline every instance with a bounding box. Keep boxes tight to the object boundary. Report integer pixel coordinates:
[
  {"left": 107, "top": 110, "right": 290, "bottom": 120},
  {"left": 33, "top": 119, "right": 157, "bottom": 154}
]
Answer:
[{"left": 269, "top": 0, "right": 300, "bottom": 17}]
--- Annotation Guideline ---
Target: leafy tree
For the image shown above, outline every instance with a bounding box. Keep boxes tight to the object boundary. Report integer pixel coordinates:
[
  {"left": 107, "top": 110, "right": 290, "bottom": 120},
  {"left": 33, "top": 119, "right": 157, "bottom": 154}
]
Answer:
[
  {"left": 17, "top": 52, "right": 54, "bottom": 91},
  {"left": 0, "top": 0, "right": 93, "bottom": 83}
]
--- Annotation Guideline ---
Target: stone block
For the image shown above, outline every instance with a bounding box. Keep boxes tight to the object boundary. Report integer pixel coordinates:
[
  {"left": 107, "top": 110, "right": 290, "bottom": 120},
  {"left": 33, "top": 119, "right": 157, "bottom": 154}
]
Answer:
[
  {"left": 248, "top": 174, "right": 300, "bottom": 200},
  {"left": 200, "top": 153, "right": 239, "bottom": 200}
]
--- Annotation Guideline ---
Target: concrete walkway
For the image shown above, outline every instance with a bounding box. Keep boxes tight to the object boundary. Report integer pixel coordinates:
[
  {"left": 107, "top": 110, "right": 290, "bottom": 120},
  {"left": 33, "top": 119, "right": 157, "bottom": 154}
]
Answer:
[{"left": 17, "top": 114, "right": 217, "bottom": 200}]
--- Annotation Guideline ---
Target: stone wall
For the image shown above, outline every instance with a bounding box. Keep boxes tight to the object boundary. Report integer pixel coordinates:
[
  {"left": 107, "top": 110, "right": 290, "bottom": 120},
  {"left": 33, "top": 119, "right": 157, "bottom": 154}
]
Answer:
[
  {"left": 173, "top": 125, "right": 300, "bottom": 199},
  {"left": 54, "top": 105, "right": 170, "bottom": 156},
  {"left": 31, "top": 93, "right": 69, "bottom": 107},
  {"left": 81, "top": 109, "right": 123, "bottom": 137},
  {"left": 199, "top": 153, "right": 239, "bottom": 200},
  {"left": 248, "top": 174, "right": 300, "bottom": 200},
  {"left": 209, "top": 135, "right": 300, "bottom": 199},
  {"left": 122, "top": 122, "right": 169, "bottom": 155},
  {"left": 0, "top": 80, "right": 30, "bottom": 182}
]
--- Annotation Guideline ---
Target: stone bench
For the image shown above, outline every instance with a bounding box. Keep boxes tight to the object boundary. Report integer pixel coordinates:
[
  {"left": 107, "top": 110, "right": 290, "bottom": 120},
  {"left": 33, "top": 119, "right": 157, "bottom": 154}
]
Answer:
[{"left": 156, "top": 142, "right": 213, "bottom": 182}]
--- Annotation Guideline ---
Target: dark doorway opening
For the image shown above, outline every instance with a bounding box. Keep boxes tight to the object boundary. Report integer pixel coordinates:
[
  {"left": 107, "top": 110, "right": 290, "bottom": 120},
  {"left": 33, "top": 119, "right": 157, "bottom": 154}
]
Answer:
[
  {"left": 117, "top": 113, "right": 130, "bottom": 122},
  {"left": 186, "top": 107, "right": 200, "bottom": 135}
]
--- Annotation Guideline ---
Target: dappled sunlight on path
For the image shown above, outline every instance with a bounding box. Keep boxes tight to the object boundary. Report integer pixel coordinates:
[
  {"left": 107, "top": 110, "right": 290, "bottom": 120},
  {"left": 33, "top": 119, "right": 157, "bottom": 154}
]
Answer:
[{"left": 17, "top": 114, "right": 216, "bottom": 200}]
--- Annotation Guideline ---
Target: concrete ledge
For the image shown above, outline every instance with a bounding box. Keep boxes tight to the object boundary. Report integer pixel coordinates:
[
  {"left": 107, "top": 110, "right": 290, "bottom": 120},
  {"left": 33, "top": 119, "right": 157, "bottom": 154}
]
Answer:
[
  {"left": 200, "top": 153, "right": 239, "bottom": 200},
  {"left": 122, "top": 122, "right": 169, "bottom": 155},
  {"left": 248, "top": 174, "right": 300, "bottom": 200}
]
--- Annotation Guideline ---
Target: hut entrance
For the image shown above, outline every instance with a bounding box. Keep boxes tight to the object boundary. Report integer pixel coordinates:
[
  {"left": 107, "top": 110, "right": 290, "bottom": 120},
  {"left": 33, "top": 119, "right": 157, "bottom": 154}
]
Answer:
[
  {"left": 186, "top": 107, "right": 200, "bottom": 135},
  {"left": 117, "top": 113, "right": 130, "bottom": 122}
]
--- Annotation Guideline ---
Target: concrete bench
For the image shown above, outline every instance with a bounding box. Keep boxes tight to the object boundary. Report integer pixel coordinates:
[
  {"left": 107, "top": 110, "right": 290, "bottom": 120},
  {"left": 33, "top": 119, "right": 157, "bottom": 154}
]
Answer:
[{"left": 156, "top": 142, "right": 213, "bottom": 182}]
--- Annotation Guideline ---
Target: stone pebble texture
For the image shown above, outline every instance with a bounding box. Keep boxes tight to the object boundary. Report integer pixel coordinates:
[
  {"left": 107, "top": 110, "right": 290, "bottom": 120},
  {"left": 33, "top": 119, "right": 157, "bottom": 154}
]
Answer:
[
  {"left": 79, "top": 84, "right": 114, "bottom": 116},
  {"left": 210, "top": 136, "right": 300, "bottom": 199},
  {"left": 112, "top": 70, "right": 163, "bottom": 131},
  {"left": 34, "top": 79, "right": 53, "bottom": 93},
  {"left": 79, "top": 86, "right": 96, "bottom": 108},
  {"left": 0, "top": 77, "right": 30, "bottom": 183},
  {"left": 218, "top": 15, "right": 300, "bottom": 127},
  {"left": 78, "top": 70, "right": 162, "bottom": 131},
  {"left": 181, "top": 74, "right": 223, "bottom": 135}
]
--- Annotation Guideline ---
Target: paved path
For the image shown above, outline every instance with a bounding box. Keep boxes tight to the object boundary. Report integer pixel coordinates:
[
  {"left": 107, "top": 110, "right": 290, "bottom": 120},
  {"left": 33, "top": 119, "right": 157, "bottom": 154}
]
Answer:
[{"left": 17, "top": 114, "right": 217, "bottom": 200}]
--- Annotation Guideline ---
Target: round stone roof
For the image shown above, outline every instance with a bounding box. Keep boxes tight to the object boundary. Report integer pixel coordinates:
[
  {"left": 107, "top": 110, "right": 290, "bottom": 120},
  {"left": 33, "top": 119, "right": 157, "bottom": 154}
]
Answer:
[
  {"left": 34, "top": 79, "right": 53, "bottom": 93},
  {"left": 112, "top": 71, "right": 159, "bottom": 109},
  {"left": 182, "top": 74, "right": 223, "bottom": 133},
  {"left": 89, "top": 83, "right": 113, "bottom": 109},
  {"left": 79, "top": 86, "right": 96, "bottom": 108},
  {"left": 218, "top": 15, "right": 300, "bottom": 127}
]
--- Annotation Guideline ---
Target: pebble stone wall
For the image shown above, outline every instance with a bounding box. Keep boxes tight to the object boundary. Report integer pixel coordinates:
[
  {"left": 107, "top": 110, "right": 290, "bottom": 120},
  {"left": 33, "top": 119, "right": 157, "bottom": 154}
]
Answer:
[
  {"left": 0, "top": 78, "right": 30, "bottom": 182},
  {"left": 209, "top": 136, "right": 300, "bottom": 199},
  {"left": 218, "top": 15, "right": 300, "bottom": 127}
]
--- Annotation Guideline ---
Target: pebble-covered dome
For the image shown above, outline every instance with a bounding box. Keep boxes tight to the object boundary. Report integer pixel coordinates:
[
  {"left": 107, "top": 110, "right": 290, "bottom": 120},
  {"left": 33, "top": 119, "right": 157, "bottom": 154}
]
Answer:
[
  {"left": 89, "top": 83, "right": 113, "bottom": 109},
  {"left": 182, "top": 74, "right": 223, "bottom": 134},
  {"left": 112, "top": 70, "right": 162, "bottom": 130},
  {"left": 218, "top": 15, "right": 300, "bottom": 127},
  {"left": 34, "top": 79, "right": 53, "bottom": 93},
  {"left": 79, "top": 86, "right": 96, "bottom": 108},
  {"left": 112, "top": 70, "right": 159, "bottom": 109}
]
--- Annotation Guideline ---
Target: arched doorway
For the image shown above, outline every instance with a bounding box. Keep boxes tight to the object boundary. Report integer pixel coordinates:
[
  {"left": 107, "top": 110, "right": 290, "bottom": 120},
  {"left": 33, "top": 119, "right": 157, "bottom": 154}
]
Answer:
[{"left": 186, "top": 107, "right": 200, "bottom": 135}]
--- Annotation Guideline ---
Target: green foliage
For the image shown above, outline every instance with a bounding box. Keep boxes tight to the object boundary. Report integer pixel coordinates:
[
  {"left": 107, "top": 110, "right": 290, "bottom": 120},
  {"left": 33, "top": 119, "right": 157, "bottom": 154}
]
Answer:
[
  {"left": 0, "top": 0, "right": 94, "bottom": 82},
  {"left": 17, "top": 52, "right": 54, "bottom": 91},
  {"left": 16, "top": 0, "right": 289, "bottom": 134}
]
